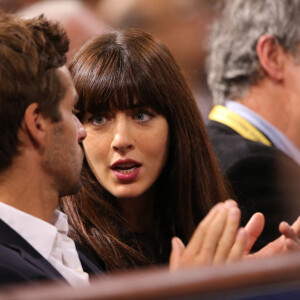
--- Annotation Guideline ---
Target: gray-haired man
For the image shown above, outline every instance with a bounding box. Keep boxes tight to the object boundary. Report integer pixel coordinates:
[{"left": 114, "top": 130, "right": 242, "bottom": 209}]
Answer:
[{"left": 206, "top": 0, "right": 300, "bottom": 250}]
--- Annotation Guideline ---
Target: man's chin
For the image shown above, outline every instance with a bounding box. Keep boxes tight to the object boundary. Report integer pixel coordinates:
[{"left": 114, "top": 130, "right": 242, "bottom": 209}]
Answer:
[{"left": 59, "top": 181, "right": 82, "bottom": 197}]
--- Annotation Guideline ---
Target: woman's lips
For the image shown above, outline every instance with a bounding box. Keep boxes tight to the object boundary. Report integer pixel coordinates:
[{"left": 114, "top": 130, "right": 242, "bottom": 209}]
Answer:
[
  {"left": 112, "top": 167, "right": 141, "bottom": 181},
  {"left": 111, "top": 159, "right": 142, "bottom": 182}
]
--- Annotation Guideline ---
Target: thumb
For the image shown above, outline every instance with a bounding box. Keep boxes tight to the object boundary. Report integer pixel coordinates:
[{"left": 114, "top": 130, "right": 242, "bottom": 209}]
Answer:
[
  {"left": 244, "top": 212, "right": 265, "bottom": 254},
  {"left": 169, "top": 237, "right": 185, "bottom": 272}
]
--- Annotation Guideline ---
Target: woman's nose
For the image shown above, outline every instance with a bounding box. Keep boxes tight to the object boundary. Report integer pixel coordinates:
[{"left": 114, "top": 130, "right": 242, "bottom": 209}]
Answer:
[{"left": 111, "top": 118, "right": 134, "bottom": 152}]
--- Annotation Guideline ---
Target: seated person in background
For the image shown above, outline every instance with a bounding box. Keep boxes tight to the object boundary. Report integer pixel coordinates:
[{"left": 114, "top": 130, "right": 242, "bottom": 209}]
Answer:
[
  {"left": 61, "top": 29, "right": 300, "bottom": 273},
  {"left": 206, "top": 0, "right": 300, "bottom": 250},
  {"left": 0, "top": 11, "right": 102, "bottom": 287}
]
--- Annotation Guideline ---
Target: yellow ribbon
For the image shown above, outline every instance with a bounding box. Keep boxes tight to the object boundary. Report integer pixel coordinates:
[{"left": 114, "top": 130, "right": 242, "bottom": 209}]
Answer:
[{"left": 208, "top": 105, "right": 272, "bottom": 146}]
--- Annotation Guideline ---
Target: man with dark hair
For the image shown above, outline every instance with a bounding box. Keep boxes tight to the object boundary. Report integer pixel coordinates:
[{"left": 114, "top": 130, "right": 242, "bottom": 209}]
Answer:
[
  {"left": 206, "top": 0, "right": 300, "bottom": 250},
  {"left": 0, "top": 12, "right": 101, "bottom": 286}
]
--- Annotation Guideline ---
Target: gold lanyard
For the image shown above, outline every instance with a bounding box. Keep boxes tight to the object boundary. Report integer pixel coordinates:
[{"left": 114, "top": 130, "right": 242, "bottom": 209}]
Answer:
[{"left": 208, "top": 105, "right": 272, "bottom": 146}]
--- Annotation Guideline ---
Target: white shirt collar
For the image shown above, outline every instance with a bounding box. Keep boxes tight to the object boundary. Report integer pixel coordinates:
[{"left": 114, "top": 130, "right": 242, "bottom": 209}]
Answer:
[
  {"left": 0, "top": 202, "right": 90, "bottom": 287},
  {"left": 0, "top": 201, "right": 62, "bottom": 260}
]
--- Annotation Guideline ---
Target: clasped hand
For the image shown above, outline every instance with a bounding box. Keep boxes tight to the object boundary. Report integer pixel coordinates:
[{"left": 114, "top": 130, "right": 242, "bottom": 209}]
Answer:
[{"left": 170, "top": 200, "right": 300, "bottom": 271}]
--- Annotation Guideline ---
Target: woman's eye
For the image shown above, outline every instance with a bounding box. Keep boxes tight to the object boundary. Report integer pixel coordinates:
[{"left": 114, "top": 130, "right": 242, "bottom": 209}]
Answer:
[
  {"left": 90, "top": 115, "right": 107, "bottom": 125},
  {"left": 134, "top": 111, "right": 154, "bottom": 122}
]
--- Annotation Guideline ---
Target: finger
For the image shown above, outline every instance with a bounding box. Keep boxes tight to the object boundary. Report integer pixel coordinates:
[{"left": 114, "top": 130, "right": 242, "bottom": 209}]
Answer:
[
  {"left": 213, "top": 207, "right": 241, "bottom": 264},
  {"left": 291, "top": 217, "right": 300, "bottom": 238},
  {"left": 227, "top": 228, "right": 248, "bottom": 262},
  {"left": 244, "top": 212, "right": 265, "bottom": 254},
  {"left": 279, "top": 221, "right": 297, "bottom": 241},
  {"left": 249, "top": 220, "right": 296, "bottom": 259},
  {"left": 284, "top": 238, "right": 300, "bottom": 252},
  {"left": 194, "top": 206, "right": 228, "bottom": 265},
  {"left": 169, "top": 237, "right": 185, "bottom": 272},
  {"left": 184, "top": 202, "right": 224, "bottom": 257},
  {"left": 224, "top": 199, "right": 238, "bottom": 208}
]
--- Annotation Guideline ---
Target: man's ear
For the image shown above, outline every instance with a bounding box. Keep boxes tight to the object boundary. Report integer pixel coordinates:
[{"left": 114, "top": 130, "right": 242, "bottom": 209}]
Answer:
[
  {"left": 22, "top": 102, "right": 47, "bottom": 149},
  {"left": 256, "top": 34, "right": 286, "bottom": 81}
]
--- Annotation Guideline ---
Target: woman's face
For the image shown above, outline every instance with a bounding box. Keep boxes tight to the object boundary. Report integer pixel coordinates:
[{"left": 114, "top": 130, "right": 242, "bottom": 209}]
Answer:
[{"left": 82, "top": 107, "right": 169, "bottom": 200}]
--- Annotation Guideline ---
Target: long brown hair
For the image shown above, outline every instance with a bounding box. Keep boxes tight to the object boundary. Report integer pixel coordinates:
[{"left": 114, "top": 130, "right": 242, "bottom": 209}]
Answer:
[{"left": 61, "top": 29, "right": 229, "bottom": 272}]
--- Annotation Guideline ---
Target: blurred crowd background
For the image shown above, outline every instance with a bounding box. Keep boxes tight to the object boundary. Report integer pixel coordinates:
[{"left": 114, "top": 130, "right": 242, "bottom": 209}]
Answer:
[{"left": 0, "top": 0, "right": 219, "bottom": 118}]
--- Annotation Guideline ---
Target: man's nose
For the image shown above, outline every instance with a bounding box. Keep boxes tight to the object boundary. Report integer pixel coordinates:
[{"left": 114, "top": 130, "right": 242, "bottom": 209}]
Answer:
[{"left": 75, "top": 116, "right": 87, "bottom": 143}]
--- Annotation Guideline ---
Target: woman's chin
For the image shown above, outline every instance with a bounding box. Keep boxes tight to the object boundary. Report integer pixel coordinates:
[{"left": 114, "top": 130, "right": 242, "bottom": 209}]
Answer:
[{"left": 111, "top": 189, "right": 144, "bottom": 200}]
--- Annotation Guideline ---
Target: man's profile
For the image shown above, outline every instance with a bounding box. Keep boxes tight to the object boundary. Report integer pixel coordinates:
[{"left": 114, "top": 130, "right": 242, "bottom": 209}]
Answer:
[{"left": 0, "top": 11, "right": 101, "bottom": 287}]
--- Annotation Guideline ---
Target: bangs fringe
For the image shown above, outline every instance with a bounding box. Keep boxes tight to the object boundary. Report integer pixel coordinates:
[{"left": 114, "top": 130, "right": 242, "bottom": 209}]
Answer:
[{"left": 83, "top": 55, "right": 166, "bottom": 115}]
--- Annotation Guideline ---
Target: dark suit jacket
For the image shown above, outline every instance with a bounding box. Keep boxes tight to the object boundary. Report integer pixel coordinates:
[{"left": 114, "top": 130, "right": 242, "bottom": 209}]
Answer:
[
  {"left": 206, "top": 120, "right": 300, "bottom": 250},
  {"left": 0, "top": 219, "right": 103, "bottom": 287}
]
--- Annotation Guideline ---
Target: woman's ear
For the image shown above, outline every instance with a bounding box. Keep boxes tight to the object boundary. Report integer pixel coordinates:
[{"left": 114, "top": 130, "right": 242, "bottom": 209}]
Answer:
[
  {"left": 256, "top": 34, "right": 286, "bottom": 81},
  {"left": 21, "top": 102, "right": 47, "bottom": 149}
]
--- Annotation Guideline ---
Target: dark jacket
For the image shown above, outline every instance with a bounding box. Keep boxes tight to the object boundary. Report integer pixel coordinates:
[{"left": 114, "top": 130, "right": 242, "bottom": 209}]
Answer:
[
  {"left": 0, "top": 219, "right": 103, "bottom": 287},
  {"left": 206, "top": 120, "right": 300, "bottom": 250}
]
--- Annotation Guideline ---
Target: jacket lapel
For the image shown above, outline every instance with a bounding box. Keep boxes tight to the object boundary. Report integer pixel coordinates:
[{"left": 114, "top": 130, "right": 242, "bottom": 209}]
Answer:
[
  {"left": 76, "top": 243, "right": 104, "bottom": 275},
  {"left": 0, "top": 219, "right": 65, "bottom": 281}
]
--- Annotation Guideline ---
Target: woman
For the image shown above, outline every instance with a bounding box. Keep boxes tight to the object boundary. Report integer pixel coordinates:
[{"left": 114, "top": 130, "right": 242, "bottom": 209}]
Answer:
[{"left": 61, "top": 29, "right": 296, "bottom": 272}]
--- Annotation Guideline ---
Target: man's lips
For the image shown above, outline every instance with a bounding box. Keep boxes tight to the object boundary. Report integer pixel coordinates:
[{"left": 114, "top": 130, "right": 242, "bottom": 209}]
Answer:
[{"left": 111, "top": 159, "right": 142, "bottom": 181}]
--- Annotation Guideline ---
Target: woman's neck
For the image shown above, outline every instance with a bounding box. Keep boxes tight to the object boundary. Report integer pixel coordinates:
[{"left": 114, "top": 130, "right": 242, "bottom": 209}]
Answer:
[{"left": 117, "top": 191, "right": 154, "bottom": 233}]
